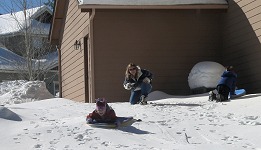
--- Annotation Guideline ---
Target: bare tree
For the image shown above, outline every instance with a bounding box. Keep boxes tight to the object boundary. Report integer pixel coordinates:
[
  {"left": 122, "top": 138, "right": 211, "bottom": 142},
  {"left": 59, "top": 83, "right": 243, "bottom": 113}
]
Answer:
[{"left": 0, "top": 0, "right": 56, "bottom": 81}]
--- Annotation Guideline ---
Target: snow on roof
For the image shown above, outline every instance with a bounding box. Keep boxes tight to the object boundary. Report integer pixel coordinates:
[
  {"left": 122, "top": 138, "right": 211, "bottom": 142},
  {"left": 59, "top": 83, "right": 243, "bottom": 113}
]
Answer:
[
  {"left": 0, "top": 47, "right": 25, "bottom": 63},
  {"left": 79, "top": 0, "right": 228, "bottom": 6},
  {"left": 0, "top": 5, "right": 51, "bottom": 36},
  {"left": 0, "top": 47, "right": 58, "bottom": 71},
  {"left": 33, "top": 51, "right": 58, "bottom": 70},
  {"left": 0, "top": 47, "right": 26, "bottom": 70}
]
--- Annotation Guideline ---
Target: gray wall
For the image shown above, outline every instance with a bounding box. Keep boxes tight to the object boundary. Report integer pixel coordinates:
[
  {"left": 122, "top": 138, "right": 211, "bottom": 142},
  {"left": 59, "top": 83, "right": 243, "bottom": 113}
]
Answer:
[{"left": 93, "top": 9, "right": 225, "bottom": 101}]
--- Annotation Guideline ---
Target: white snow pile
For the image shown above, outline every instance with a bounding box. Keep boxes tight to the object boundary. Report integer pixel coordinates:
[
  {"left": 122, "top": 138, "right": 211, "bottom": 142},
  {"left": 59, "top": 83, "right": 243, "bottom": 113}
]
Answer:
[
  {"left": 0, "top": 80, "right": 54, "bottom": 105},
  {"left": 188, "top": 61, "right": 225, "bottom": 89}
]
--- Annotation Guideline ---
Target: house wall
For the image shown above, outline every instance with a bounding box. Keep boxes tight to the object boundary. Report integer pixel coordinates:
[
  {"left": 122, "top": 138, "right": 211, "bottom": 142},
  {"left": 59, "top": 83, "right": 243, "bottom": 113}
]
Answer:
[
  {"left": 0, "top": 35, "right": 52, "bottom": 56},
  {"left": 222, "top": 0, "right": 261, "bottom": 93},
  {"left": 59, "top": 0, "right": 90, "bottom": 102},
  {"left": 93, "top": 9, "right": 225, "bottom": 102},
  {"left": 0, "top": 35, "right": 26, "bottom": 56},
  {"left": 0, "top": 72, "right": 19, "bottom": 81}
]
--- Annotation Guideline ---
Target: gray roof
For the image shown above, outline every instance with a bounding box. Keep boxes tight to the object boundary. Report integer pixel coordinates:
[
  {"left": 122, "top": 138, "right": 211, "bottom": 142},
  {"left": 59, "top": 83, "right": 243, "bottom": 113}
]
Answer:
[
  {"left": 79, "top": 0, "right": 228, "bottom": 6},
  {"left": 0, "top": 47, "right": 58, "bottom": 71},
  {"left": 0, "top": 47, "right": 26, "bottom": 70}
]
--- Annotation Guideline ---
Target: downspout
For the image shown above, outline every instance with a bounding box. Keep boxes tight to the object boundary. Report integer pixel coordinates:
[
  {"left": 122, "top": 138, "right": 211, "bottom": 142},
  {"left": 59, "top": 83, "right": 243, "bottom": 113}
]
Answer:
[
  {"left": 56, "top": 45, "right": 62, "bottom": 98},
  {"left": 89, "top": 8, "right": 95, "bottom": 103}
]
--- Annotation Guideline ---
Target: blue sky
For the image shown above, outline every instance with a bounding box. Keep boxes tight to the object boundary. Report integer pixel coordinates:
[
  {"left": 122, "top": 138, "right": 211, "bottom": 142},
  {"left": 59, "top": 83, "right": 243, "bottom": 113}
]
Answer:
[{"left": 0, "top": 0, "right": 50, "bottom": 14}]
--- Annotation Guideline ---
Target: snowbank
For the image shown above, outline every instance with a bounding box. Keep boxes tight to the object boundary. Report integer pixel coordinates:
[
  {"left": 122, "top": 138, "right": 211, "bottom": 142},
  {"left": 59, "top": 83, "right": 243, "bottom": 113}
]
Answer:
[
  {"left": 1, "top": 80, "right": 261, "bottom": 150},
  {"left": 0, "top": 80, "right": 54, "bottom": 105}
]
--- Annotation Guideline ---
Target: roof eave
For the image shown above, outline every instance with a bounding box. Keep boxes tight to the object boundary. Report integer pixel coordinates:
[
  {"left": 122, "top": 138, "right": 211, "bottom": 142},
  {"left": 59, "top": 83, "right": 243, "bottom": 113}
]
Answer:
[
  {"left": 78, "top": 4, "right": 228, "bottom": 11},
  {"left": 49, "top": 0, "right": 58, "bottom": 45},
  {"left": 50, "top": 0, "right": 67, "bottom": 45},
  {"left": 31, "top": 5, "right": 53, "bottom": 20}
]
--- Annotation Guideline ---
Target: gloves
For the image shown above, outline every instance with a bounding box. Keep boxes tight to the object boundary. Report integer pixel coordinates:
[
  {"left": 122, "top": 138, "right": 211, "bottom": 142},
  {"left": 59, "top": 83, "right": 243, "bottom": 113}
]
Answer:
[
  {"left": 86, "top": 119, "right": 93, "bottom": 124},
  {"left": 143, "top": 77, "right": 151, "bottom": 83},
  {"left": 86, "top": 118, "right": 93, "bottom": 124},
  {"left": 124, "top": 83, "right": 135, "bottom": 90}
]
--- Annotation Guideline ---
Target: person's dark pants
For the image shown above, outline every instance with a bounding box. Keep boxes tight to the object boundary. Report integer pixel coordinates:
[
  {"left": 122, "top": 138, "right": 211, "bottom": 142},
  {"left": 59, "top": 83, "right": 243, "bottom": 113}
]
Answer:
[
  {"left": 129, "top": 82, "right": 152, "bottom": 104},
  {"left": 217, "top": 85, "right": 230, "bottom": 101}
]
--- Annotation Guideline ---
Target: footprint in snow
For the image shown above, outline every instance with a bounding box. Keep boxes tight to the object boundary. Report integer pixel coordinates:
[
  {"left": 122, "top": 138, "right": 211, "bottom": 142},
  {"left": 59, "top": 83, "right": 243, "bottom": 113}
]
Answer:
[{"left": 34, "top": 144, "right": 42, "bottom": 148}]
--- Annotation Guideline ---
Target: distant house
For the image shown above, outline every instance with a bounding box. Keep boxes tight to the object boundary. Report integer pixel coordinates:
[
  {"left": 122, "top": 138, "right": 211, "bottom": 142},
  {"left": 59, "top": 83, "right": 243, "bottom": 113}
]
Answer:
[
  {"left": 0, "top": 46, "right": 58, "bottom": 95},
  {"left": 0, "top": 5, "right": 51, "bottom": 35},
  {"left": 0, "top": 6, "right": 59, "bottom": 95},
  {"left": 50, "top": 0, "right": 261, "bottom": 103},
  {"left": 0, "top": 5, "right": 52, "bottom": 56}
]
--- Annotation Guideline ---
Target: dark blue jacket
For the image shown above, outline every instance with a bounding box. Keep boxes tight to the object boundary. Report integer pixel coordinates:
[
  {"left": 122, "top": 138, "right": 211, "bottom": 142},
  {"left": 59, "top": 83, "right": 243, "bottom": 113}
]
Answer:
[
  {"left": 217, "top": 71, "right": 237, "bottom": 94},
  {"left": 123, "top": 69, "right": 153, "bottom": 90}
]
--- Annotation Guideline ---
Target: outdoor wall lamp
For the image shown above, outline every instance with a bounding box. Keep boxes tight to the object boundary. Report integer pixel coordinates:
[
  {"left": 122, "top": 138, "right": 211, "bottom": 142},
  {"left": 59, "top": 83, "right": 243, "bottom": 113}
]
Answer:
[{"left": 74, "top": 40, "right": 81, "bottom": 50}]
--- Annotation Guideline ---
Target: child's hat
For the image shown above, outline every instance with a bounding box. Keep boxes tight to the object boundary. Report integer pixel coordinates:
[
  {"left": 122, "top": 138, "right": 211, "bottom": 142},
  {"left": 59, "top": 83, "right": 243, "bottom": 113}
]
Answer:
[{"left": 96, "top": 98, "right": 106, "bottom": 107}]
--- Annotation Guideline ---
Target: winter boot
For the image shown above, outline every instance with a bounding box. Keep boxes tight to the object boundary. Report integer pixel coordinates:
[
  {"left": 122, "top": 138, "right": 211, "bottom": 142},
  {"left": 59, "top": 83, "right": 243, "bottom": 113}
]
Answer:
[
  {"left": 208, "top": 91, "right": 216, "bottom": 101},
  {"left": 216, "top": 94, "right": 225, "bottom": 102},
  {"left": 139, "top": 95, "right": 147, "bottom": 105}
]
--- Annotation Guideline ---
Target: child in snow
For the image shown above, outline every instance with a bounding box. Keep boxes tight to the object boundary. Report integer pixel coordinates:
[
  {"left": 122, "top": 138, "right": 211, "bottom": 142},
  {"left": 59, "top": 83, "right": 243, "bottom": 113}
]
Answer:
[
  {"left": 209, "top": 66, "right": 237, "bottom": 102},
  {"left": 123, "top": 63, "right": 153, "bottom": 105},
  {"left": 86, "top": 98, "right": 117, "bottom": 124}
]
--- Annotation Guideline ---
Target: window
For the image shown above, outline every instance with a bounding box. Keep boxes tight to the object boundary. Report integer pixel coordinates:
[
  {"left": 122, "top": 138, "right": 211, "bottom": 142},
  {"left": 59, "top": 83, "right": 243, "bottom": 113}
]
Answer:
[{"left": 53, "top": 81, "right": 59, "bottom": 96}]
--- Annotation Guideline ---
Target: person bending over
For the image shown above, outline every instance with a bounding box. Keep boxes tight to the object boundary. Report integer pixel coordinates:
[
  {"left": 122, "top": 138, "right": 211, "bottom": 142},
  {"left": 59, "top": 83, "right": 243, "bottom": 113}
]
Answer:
[
  {"left": 209, "top": 66, "right": 237, "bottom": 102},
  {"left": 123, "top": 63, "right": 153, "bottom": 105}
]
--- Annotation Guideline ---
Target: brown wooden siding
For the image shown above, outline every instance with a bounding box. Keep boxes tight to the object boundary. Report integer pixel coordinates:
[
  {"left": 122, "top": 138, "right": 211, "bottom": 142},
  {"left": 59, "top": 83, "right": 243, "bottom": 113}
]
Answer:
[
  {"left": 60, "top": 0, "right": 90, "bottom": 102},
  {"left": 93, "top": 9, "right": 224, "bottom": 102},
  {"left": 53, "top": 0, "right": 261, "bottom": 103},
  {"left": 222, "top": 0, "right": 261, "bottom": 93}
]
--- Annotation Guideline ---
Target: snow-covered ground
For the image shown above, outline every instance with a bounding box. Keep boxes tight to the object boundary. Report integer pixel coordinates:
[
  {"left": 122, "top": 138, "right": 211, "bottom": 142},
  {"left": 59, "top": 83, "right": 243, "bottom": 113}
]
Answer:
[{"left": 0, "top": 80, "right": 261, "bottom": 150}]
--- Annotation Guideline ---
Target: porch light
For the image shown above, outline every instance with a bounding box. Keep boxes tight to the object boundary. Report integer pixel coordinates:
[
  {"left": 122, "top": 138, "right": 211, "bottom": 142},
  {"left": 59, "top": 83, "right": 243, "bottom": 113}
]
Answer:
[{"left": 74, "top": 40, "right": 81, "bottom": 50}]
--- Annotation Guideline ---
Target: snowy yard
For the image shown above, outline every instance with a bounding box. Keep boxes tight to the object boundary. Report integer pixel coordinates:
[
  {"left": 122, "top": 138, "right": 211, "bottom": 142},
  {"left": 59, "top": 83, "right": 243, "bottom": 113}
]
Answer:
[{"left": 0, "top": 80, "right": 261, "bottom": 149}]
